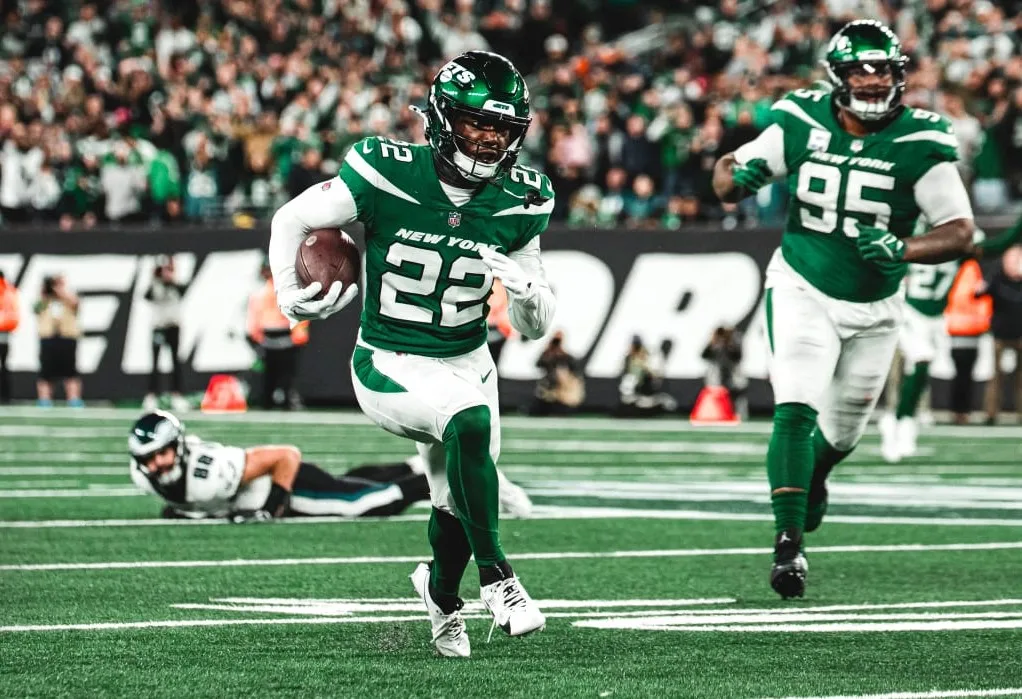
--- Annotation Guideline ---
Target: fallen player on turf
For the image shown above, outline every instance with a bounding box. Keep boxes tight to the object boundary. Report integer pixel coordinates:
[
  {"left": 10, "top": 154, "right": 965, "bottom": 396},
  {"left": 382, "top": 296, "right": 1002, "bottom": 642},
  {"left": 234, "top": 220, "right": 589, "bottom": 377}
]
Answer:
[{"left": 128, "top": 410, "right": 533, "bottom": 523}]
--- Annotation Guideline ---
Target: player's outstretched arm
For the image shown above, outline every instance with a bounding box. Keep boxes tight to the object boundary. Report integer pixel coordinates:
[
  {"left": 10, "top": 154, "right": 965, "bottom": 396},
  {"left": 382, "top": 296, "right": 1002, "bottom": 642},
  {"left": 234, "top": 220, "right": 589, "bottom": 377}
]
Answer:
[
  {"left": 975, "top": 212, "right": 1022, "bottom": 259},
  {"left": 269, "top": 178, "right": 360, "bottom": 322},
  {"left": 480, "top": 239, "right": 556, "bottom": 340}
]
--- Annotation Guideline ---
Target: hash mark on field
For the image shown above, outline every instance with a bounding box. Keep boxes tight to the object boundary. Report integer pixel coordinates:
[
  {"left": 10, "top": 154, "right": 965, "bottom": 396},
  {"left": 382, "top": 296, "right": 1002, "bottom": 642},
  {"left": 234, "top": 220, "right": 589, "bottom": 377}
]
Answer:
[
  {"left": 777, "top": 688, "right": 1022, "bottom": 698},
  {"left": 6, "top": 541, "right": 1022, "bottom": 572}
]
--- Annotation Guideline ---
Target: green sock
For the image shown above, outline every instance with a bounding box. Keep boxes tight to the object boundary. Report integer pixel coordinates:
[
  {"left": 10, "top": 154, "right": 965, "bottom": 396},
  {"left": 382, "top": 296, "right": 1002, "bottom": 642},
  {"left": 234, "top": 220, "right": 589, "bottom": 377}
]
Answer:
[
  {"left": 811, "top": 427, "right": 853, "bottom": 490},
  {"left": 427, "top": 507, "right": 473, "bottom": 599},
  {"left": 767, "top": 402, "right": 818, "bottom": 534},
  {"left": 896, "top": 362, "right": 929, "bottom": 419},
  {"left": 805, "top": 428, "right": 853, "bottom": 533},
  {"left": 442, "top": 405, "right": 504, "bottom": 567}
]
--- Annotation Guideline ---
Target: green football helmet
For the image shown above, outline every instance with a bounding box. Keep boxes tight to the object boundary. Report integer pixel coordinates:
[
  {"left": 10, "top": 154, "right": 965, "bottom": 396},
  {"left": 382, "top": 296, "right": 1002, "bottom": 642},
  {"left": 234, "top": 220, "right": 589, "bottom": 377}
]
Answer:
[
  {"left": 128, "top": 410, "right": 186, "bottom": 486},
  {"left": 424, "top": 50, "right": 532, "bottom": 182},
  {"left": 823, "top": 20, "right": 909, "bottom": 122}
]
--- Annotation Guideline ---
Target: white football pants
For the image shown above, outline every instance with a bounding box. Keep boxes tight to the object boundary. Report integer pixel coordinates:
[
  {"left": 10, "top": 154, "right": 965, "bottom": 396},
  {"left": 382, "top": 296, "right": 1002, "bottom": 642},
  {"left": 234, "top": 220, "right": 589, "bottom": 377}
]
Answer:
[
  {"left": 350, "top": 335, "right": 500, "bottom": 514},
  {"left": 898, "top": 303, "right": 945, "bottom": 367},
  {"left": 765, "top": 249, "right": 902, "bottom": 451}
]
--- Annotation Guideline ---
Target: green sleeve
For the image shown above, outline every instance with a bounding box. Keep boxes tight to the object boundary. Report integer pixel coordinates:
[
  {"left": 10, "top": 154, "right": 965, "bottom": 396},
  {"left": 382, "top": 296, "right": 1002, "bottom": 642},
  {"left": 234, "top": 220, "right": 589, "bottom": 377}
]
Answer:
[
  {"left": 514, "top": 173, "right": 555, "bottom": 250},
  {"left": 978, "top": 215, "right": 1022, "bottom": 257}
]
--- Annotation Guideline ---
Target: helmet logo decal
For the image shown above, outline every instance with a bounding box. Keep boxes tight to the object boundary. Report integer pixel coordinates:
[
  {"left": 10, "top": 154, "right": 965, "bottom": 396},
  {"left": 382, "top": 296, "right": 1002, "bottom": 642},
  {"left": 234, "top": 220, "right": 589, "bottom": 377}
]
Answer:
[
  {"left": 482, "top": 100, "right": 515, "bottom": 116},
  {"left": 439, "top": 62, "right": 475, "bottom": 86}
]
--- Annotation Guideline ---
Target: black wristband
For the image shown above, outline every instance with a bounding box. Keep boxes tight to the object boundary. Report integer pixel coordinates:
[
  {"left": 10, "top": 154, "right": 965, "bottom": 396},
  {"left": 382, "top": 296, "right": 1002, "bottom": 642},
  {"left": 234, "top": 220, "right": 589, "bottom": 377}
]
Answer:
[{"left": 263, "top": 482, "right": 291, "bottom": 516}]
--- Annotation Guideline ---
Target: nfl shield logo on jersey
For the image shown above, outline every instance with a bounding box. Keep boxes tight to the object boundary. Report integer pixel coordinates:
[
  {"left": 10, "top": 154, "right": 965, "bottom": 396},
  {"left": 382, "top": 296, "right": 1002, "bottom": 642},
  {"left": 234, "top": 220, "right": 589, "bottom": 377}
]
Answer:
[
  {"left": 808, "top": 128, "right": 831, "bottom": 152},
  {"left": 447, "top": 211, "right": 462, "bottom": 227}
]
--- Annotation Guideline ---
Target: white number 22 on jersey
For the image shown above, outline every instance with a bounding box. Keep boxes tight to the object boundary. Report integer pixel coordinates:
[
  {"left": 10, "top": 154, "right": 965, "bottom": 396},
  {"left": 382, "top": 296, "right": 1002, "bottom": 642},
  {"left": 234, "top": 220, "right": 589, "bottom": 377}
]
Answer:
[
  {"left": 796, "top": 162, "right": 895, "bottom": 237},
  {"left": 379, "top": 243, "right": 492, "bottom": 327}
]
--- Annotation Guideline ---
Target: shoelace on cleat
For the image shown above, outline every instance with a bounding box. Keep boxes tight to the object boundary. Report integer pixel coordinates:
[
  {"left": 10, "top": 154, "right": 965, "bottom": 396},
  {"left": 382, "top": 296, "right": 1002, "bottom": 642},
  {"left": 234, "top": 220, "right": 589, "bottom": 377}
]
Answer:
[
  {"left": 432, "top": 611, "right": 467, "bottom": 645},
  {"left": 502, "top": 579, "right": 528, "bottom": 610},
  {"left": 486, "top": 578, "right": 528, "bottom": 643}
]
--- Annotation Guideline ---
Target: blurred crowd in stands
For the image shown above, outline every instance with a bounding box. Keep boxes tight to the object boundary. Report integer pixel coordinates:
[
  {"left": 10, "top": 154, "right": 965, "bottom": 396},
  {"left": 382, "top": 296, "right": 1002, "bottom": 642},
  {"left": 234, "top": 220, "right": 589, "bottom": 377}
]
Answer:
[{"left": 2, "top": 0, "right": 1022, "bottom": 230}]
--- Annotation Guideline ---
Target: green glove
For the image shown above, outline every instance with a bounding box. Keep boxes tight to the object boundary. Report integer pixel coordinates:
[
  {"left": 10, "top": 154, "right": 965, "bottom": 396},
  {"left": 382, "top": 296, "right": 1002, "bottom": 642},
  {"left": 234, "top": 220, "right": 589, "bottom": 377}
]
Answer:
[
  {"left": 856, "top": 225, "right": 907, "bottom": 270},
  {"left": 732, "top": 158, "right": 772, "bottom": 193}
]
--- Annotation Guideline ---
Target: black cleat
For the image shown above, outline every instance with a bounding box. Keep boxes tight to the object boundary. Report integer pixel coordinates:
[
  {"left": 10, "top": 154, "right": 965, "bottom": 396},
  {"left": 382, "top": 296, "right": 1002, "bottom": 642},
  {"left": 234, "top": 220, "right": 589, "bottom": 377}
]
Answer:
[
  {"left": 805, "top": 481, "right": 828, "bottom": 533},
  {"left": 770, "top": 529, "right": 808, "bottom": 599}
]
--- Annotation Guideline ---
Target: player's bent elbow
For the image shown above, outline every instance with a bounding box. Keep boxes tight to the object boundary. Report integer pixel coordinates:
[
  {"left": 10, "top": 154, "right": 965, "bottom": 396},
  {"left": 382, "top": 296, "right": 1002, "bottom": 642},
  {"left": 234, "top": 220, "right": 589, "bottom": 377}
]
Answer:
[{"left": 270, "top": 203, "right": 298, "bottom": 236}]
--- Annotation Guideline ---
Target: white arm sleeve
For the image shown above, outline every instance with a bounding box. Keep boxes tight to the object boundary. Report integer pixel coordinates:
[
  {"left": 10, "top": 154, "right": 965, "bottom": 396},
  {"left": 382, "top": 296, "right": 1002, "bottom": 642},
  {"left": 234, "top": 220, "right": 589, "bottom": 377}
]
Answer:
[
  {"left": 507, "top": 238, "right": 556, "bottom": 340},
  {"left": 913, "top": 161, "right": 974, "bottom": 228},
  {"left": 268, "top": 177, "right": 359, "bottom": 292},
  {"left": 732, "top": 123, "right": 788, "bottom": 178}
]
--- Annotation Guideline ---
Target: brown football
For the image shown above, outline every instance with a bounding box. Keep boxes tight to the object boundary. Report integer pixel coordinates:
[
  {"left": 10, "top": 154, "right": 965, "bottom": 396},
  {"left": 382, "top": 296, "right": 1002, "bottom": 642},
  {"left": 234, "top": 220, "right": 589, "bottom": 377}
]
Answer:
[{"left": 295, "top": 228, "right": 361, "bottom": 299}]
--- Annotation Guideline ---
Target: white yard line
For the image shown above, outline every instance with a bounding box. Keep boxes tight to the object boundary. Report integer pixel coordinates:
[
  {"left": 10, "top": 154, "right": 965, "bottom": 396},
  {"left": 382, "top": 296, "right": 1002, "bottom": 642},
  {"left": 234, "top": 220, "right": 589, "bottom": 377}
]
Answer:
[
  {"left": 776, "top": 690, "right": 1022, "bottom": 699},
  {"left": 0, "top": 614, "right": 446, "bottom": 633},
  {"left": 0, "top": 487, "right": 143, "bottom": 497},
  {"left": 2, "top": 406, "right": 1019, "bottom": 438},
  {"left": 5, "top": 541, "right": 1022, "bottom": 572},
  {"left": 5, "top": 506, "right": 1022, "bottom": 529},
  {"left": 0, "top": 467, "right": 127, "bottom": 475}
]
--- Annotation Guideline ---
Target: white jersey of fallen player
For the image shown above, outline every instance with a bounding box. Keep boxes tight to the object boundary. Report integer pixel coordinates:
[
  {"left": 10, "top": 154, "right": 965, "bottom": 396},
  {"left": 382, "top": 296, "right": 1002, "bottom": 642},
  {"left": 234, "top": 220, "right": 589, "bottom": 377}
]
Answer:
[{"left": 130, "top": 435, "right": 270, "bottom": 517}]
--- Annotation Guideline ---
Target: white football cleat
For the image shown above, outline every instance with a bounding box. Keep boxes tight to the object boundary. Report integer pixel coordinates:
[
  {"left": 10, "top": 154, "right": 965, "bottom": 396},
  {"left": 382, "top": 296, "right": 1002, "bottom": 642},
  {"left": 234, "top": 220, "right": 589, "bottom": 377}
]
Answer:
[
  {"left": 498, "top": 470, "right": 533, "bottom": 519},
  {"left": 410, "top": 562, "right": 470, "bottom": 658},
  {"left": 878, "top": 412, "right": 901, "bottom": 463},
  {"left": 170, "top": 393, "right": 190, "bottom": 413},
  {"left": 480, "top": 572, "right": 545, "bottom": 640},
  {"left": 897, "top": 416, "right": 918, "bottom": 458}
]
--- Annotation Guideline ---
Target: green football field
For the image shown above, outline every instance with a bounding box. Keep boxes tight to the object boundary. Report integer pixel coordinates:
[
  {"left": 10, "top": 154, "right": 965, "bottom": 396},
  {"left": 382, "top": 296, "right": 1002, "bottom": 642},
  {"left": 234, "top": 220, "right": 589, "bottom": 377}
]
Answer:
[{"left": 2, "top": 407, "right": 1022, "bottom": 699}]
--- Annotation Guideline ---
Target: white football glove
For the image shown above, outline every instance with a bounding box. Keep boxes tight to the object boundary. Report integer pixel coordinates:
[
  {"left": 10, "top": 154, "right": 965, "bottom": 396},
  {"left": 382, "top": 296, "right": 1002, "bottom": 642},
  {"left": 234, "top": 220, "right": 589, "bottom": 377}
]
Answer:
[
  {"left": 478, "top": 247, "right": 536, "bottom": 299},
  {"left": 277, "top": 280, "right": 359, "bottom": 322}
]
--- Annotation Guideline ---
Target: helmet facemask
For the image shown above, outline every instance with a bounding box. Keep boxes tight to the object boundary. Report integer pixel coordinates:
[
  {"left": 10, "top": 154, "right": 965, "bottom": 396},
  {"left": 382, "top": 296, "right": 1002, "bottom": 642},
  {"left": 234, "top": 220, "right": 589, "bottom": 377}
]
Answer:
[
  {"left": 829, "top": 58, "right": 907, "bottom": 122},
  {"left": 430, "top": 93, "right": 530, "bottom": 182},
  {"left": 824, "top": 20, "right": 909, "bottom": 123},
  {"left": 423, "top": 51, "right": 533, "bottom": 184},
  {"left": 129, "top": 412, "right": 187, "bottom": 486}
]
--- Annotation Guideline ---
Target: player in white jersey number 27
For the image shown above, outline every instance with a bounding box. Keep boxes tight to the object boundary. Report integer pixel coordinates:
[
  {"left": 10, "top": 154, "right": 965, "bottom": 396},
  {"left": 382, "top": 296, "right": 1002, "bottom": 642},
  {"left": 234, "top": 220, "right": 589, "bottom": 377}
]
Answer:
[
  {"left": 268, "top": 51, "right": 555, "bottom": 656},
  {"left": 713, "top": 20, "right": 976, "bottom": 600}
]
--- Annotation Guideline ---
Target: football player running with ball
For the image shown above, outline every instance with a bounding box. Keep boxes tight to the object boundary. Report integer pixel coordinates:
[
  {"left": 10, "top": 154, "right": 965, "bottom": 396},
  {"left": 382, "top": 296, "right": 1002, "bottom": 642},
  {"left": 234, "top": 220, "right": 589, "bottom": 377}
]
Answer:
[
  {"left": 268, "top": 51, "right": 554, "bottom": 656},
  {"left": 713, "top": 20, "right": 976, "bottom": 599}
]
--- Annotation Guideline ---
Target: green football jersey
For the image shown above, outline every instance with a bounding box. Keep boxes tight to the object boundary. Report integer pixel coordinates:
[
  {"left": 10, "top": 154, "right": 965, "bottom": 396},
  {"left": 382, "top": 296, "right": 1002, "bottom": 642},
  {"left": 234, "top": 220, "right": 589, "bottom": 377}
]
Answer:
[
  {"left": 905, "top": 260, "right": 960, "bottom": 316},
  {"left": 339, "top": 136, "right": 554, "bottom": 358},
  {"left": 769, "top": 90, "right": 959, "bottom": 302}
]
